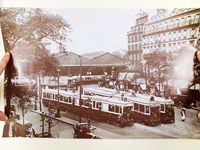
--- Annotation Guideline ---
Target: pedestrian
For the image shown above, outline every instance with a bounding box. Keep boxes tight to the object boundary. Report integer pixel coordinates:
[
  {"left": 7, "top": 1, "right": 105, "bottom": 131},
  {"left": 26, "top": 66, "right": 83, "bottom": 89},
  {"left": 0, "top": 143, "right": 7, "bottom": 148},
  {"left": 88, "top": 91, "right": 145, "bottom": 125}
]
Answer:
[
  {"left": 0, "top": 52, "right": 10, "bottom": 122},
  {"left": 181, "top": 108, "right": 186, "bottom": 122}
]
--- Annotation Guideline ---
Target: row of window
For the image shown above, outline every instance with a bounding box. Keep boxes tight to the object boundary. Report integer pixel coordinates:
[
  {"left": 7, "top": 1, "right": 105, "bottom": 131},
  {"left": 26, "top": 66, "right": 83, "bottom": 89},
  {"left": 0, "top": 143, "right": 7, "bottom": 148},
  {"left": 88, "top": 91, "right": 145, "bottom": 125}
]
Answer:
[
  {"left": 130, "top": 26, "right": 143, "bottom": 34},
  {"left": 136, "top": 16, "right": 148, "bottom": 26},
  {"left": 81, "top": 99, "right": 102, "bottom": 110},
  {"left": 128, "top": 43, "right": 142, "bottom": 51},
  {"left": 43, "top": 92, "right": 75, "bottom": 104},
  {"left": 133, "top": 103, "right": 150, "bottom": 114},
  {"left": 143, "top": 29, "right": 197, "bottom": 45},
  {"left": 143, "top": 41, "right": 188, "bottom": 54},
  {"left": 108, "top": 104, "right": 122, "bottom": 113},
  {"left": 128, "top": 33, "right": 143, "bottom": 43},
  {"left": 129, "top": 53, "right": 142, "bottom": 62},
  {"left": 144, "top": 13, "right": 200, "bottom": 34}
]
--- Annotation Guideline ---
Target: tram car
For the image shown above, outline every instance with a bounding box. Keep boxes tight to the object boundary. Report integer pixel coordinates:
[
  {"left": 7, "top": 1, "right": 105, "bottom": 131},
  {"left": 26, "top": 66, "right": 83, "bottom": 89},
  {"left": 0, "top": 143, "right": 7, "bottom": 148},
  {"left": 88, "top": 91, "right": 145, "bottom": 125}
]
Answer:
[
  {"left": 96, "top": 87, "right": 174, "bottom": 124},
  {"left": 84, "top": 87, "right": 174, "bottom": 125},
  {"left": 42, "top": 89, "right": 133, "bottom": 127},
  {"left": 67, "top": 75, "right": 104, "bottom": 86},
  {"left": 84, "top": 88, "right": 161, "bottom": 126},
  {"left": 132, "top": 93, "right": 175, "bottom": 124}
]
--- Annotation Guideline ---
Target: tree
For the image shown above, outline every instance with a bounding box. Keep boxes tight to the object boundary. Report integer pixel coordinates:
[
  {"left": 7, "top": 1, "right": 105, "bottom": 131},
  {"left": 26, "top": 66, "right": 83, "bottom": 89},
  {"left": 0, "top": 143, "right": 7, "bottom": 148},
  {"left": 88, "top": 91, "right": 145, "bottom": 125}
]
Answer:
[
  {"left": 144, "top": 51, "right": 170, "bottom": 95},
  {"left": 1, "top": 8, "right": 71, "bottom": 116},
  {"left": 1, "top": 8, "right": 71, "bottom": 52}
]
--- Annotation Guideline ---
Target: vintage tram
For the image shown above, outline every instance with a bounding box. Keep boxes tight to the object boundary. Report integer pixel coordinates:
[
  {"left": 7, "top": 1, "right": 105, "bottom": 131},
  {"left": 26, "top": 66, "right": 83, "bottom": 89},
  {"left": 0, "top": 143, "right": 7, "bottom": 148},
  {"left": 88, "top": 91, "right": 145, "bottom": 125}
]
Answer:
[
  {"left": 84, "top": 87, "right": 174, "bottom": 125},
  {"left": 133, "top": 93, "right": 175, "bottom": 124},
  {"left": 84, "top": 87, "right": 161, "bottom": 126},
  {"left": 42, "top": 89, "right": 133, "bottom": 127},
  {"left": 66, "top": 75, "right": 104, "bottom": 86}
]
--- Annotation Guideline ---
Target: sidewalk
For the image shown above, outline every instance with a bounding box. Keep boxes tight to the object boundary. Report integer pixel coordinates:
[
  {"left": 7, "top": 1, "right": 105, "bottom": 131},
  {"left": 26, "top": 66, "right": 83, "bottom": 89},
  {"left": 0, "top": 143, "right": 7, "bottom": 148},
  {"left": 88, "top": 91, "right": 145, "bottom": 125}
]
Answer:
[{"left": 32, "top": 110, "right": 79, "bottom": 126}]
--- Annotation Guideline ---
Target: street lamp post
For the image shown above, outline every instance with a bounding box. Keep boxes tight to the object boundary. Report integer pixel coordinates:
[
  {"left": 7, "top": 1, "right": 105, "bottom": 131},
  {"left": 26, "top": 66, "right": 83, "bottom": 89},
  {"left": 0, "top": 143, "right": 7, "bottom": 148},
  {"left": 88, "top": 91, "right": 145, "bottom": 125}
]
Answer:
[
  {"left": 141, "top": 60, "right": 148, "bottom": 93},
  {"left": 34, "top": 78, "right": 38, "bottom": 110},
  {"left": 39, "top": 71, "right": 42, "bottom": 112},
  {"left": 55, "top": 68, "right": 61, "bottom": 118},
  {"left": 79, "top": 56, "right": 82, "bottom": 123}
]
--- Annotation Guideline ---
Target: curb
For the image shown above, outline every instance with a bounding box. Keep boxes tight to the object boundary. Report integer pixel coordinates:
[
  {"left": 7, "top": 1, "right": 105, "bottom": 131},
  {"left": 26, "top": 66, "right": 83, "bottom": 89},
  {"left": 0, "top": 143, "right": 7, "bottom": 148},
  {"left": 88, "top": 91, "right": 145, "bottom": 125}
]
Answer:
[{"left": 31, "top": 110, "right": 79, "bottom": 126}]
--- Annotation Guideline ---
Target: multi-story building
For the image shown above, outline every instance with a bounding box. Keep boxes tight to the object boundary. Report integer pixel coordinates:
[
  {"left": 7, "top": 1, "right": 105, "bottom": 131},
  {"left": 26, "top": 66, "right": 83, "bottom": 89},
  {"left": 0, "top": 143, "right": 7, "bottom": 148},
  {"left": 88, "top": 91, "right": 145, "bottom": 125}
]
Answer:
[
  {"left": 127, "top": 11, "right": 148, "bottom": 72},
  {"left": 127, "top": 8, "right": 200, "bottom": 91},
  {"left": 143, "top": 8, "right": 200, "bottom": 54}
]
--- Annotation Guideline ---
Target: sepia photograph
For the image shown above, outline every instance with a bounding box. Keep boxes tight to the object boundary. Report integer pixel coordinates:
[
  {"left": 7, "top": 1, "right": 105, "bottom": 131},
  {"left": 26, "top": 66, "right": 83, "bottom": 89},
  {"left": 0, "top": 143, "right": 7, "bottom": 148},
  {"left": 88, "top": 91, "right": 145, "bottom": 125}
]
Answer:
[{"left": 1, "top": 7, "right": 200, "bottom": 140}]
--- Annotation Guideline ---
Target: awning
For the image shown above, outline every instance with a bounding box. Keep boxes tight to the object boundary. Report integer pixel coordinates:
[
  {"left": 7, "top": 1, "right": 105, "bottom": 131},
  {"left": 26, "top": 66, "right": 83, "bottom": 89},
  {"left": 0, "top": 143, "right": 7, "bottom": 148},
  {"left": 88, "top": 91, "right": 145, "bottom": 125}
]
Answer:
[{"left": 118, "top": 72, "right": 135, "bottom": 81}]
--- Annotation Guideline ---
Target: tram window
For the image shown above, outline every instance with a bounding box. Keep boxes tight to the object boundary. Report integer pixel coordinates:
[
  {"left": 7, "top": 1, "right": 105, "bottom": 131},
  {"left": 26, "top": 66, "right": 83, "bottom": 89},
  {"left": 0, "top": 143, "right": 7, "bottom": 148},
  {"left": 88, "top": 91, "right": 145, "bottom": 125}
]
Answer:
[
  {"left": 160, "top": 104, "right": 165, "bottom": 112},
  {"left": 140, "top": 105, "right": 144, "bottom": 113},
  {"left": 60, "top": 96, "right": 64, "bottom": 101},
  {"left": 93, "top": 101, "right": 95, "bottom": 108},
  {"left": 47, "top": 93, "right": 50, "bottom": 98},
  {"left": 72, "top": 97, "right": 75, "bottom": 105},
  {"left": 55, "top": 95, "right": 58, "bottom": 100},
  {"left": 109, "top": 104, "right": 115, "bottom": 112},
  {"left": 53, "top": 94, "right": 55, "bottom": 100},
  {"left": 97, "top": 102, "right": 102, "bottom": 110},
  {"left": 69, "top": 97, "right": 72, "bottom": 103},
  {"left": 115, "top": 106, "right": 120, "bottom": 113},
  {"left": 146, "top": 106, "right": 150, "bottom": 113},
  {"left": 134, "top": 103, "right": 139, "bottom": 111},
  {"left": 64, "top": 97, "right": 68, "bottom": 102},
  {"left": 43, "top": 93, "right": 47, "bottom": 98},
  {"left": 50, "top": 94, "right": 53, "bottom": 99}
]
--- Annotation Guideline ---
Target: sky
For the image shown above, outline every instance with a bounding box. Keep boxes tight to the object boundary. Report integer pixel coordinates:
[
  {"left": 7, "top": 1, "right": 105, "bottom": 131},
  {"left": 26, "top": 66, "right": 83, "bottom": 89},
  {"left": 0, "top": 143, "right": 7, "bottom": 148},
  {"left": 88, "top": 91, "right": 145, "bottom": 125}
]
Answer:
[{"left": 48, "top": 9, "right": 156, "bottom": 54}]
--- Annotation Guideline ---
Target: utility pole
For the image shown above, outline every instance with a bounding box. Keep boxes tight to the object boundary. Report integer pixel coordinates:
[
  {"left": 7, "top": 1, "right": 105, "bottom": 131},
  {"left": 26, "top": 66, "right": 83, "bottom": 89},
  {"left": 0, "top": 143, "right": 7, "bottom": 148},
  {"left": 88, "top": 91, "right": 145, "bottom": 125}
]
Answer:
[
  {"left": 34, "top": 77, "right": 38, "bottom": 110},
  {"left": 40, "top": 112, "right": 45, "bottom": 137},
  {"left": 79, "top": 56, "right": 82, "bottom": 123},
  {"left": 55, "top": 68, "right": 61, "bottom": 118},
  {"left": 39, "top": 72, "right": 42, "bottom": 112},
  {"left": 47, "top": 103, "right": 54, "bottom": 136}
]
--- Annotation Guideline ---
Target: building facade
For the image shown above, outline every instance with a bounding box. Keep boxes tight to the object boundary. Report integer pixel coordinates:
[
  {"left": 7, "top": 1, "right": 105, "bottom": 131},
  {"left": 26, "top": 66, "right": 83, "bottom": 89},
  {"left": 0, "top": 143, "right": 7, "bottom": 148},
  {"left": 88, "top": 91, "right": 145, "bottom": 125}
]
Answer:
[
  {"left": 143, "top": 8, "right": 200, "bottom": 54},
  {"left": 127, "top": 11, "right": 148, "bottom": 72},
  {"left": 127, "top": 9, "right": 200, "bottom": 71}
]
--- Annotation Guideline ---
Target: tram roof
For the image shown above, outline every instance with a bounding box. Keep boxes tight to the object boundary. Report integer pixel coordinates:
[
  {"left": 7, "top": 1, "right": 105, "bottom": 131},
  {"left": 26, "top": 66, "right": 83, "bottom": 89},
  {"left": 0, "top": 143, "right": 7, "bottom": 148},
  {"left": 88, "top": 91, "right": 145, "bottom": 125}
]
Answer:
[
  {"left": 43, "top": 89, "right": 79, "bottom": 96},
  {"left": 134, "top": 93, "right": 174, "bottom": 104},
  {"left": 92, "top": 87, "right": 174, "bottom": 105},
  {"left": 82, "top": 95, "right": 133, "bottom": 106},
  {"left": 84, "top": 87, "right": 115, "bottom": 97},
  {"left": 85, "top": 87, "right": 160, "bottom": 105},
  {"left": 99, "top": 87, "right": 129, "bottom": 95},
  {"left": 114, "top": 94, "right": 159, "bottom": 105}
]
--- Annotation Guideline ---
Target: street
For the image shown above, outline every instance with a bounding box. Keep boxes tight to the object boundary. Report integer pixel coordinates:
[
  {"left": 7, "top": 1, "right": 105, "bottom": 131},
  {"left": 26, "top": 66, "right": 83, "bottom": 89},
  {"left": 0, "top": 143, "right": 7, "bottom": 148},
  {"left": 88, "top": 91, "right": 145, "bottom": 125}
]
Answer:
[
  {"left": 14, "top": 102, "right": 199, "bottom": 139},
  {"left": 6, "top": 83, "right": 200, "bottom": 139}
]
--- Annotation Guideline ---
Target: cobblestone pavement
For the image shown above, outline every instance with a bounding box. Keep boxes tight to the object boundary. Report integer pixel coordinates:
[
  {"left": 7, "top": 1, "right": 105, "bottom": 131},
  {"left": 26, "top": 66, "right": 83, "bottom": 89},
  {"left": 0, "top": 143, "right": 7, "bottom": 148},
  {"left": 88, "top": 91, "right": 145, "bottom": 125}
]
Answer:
[{"left": 134, "top": 107, "right": 200, "bottom": 139}]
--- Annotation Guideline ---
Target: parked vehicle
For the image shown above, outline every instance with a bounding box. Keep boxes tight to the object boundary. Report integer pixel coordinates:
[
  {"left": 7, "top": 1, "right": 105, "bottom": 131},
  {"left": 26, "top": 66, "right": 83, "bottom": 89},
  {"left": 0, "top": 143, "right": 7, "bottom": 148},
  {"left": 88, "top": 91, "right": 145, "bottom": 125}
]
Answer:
[{"left": 73, "top": 123, "right": 101, "bottom": 139}]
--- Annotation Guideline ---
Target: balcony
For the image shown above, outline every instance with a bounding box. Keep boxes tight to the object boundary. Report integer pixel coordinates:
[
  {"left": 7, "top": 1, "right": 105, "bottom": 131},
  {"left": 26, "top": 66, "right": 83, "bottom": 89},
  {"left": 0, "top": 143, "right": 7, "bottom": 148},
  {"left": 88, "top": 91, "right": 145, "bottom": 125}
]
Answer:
[{"left": 144, "top": 19, "right": 200, "bottom": 36}]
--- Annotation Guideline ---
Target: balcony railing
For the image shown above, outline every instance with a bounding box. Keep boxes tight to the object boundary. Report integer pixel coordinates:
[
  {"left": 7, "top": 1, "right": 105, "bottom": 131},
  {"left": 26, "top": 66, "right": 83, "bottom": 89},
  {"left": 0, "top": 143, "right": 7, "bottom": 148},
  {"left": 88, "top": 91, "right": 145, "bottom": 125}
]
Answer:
[{"left": 144, "top": 18, "right": 200, "bottom": 35}]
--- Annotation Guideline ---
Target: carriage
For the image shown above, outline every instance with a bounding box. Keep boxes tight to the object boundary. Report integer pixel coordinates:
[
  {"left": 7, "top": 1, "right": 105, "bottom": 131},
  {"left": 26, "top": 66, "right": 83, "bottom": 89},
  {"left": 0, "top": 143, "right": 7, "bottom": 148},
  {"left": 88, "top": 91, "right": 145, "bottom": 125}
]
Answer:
[
  {"left": 42, "top": 89, "right": 134, "bottom": 127},
  {"left": 83, "top": 87, "right": 162, "bottom": 126},
  {"left": 89, "top": 87, "right": 175, "bottom": 124}
]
